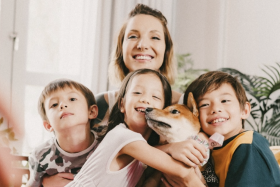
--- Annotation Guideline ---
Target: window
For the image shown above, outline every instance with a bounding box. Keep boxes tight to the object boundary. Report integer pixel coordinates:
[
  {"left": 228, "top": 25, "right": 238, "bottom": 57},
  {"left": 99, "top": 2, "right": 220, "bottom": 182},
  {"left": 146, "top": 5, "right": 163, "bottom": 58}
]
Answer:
[
  {"left": 3, "top": 0, "right": 99, "bottom": 154},
  {"left": 1, "top": 0, "right": 176, "bottom": 155}
]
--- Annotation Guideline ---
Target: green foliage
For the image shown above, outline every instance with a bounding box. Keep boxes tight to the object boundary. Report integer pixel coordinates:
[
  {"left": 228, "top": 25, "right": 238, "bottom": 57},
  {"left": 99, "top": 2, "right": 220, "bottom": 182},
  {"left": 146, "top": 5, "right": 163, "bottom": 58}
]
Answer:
[
  {"left": 219, "top": 62, "right": 280, "bottom": 145},
  {"left": 173, "top": 54, "right": 208, "bottom": 93}
]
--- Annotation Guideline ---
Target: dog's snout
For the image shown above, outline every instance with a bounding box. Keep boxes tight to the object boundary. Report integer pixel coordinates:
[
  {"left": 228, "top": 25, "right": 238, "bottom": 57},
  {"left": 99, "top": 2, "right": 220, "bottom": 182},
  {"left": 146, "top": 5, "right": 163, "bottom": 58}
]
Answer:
[{"left": 145, "top": 107, "right": 153, "bottom": 113}]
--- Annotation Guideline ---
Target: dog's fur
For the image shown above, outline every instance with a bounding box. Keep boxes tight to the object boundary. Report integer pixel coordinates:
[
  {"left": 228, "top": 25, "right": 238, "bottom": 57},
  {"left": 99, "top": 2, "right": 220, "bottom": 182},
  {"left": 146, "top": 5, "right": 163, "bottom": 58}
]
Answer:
[
  {"left": 145, "top": 93, "right": 201, "bottom": 145},
  {"left": 137, "top": 92, "right": 210, "bottom": 187}
]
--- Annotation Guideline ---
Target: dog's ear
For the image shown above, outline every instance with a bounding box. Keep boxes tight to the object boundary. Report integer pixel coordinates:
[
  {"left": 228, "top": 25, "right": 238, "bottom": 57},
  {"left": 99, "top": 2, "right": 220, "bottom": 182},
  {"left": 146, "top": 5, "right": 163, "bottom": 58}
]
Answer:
[{"left": 187, "top": 92, "right": 199, "bottom": 117}]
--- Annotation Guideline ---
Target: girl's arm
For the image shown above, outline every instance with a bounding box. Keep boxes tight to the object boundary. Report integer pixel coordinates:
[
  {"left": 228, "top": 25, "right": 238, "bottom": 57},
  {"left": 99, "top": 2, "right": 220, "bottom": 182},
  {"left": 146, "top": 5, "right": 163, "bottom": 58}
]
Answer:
[
  {"left": 155, "top": 139, "right": 208, "bottom": 167},
  {"left": 162, "top": 167, "right": 207, "bottom": 187},
  {"left": 121, "top": 140, "right": 205, "bottom": 186}
]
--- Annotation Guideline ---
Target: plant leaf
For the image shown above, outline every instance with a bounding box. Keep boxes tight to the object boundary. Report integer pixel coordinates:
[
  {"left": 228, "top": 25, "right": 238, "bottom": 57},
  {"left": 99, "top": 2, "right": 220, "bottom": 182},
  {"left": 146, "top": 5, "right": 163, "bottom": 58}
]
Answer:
[
  {"left": 261, "top": 112, "right": 280, "bottom": 145},
  {"left": 219, "top": 68, "right": 264, "bottom": 101}
]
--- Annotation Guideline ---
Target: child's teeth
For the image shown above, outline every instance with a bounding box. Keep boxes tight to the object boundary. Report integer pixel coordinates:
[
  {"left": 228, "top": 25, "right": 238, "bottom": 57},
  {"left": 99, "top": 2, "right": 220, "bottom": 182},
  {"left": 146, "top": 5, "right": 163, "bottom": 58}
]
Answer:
[
  {"left": 135, "top": 55, "right": 151, "bottom": 60},
  {"left": 137, "top": 108, "right": 145, "bottom": 112},
  {"left": 213, "top": 118, "right": 226, "bottom": 123}
]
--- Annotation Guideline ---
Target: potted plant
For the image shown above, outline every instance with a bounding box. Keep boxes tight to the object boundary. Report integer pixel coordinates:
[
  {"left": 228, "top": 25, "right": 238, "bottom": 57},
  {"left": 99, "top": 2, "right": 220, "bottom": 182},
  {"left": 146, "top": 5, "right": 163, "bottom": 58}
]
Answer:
[
  {"left": 219, "top": 63, "right": 280, "bottom": 146},
  {"left": 173, "top": 53, "right": 208, "bottom": 93}
]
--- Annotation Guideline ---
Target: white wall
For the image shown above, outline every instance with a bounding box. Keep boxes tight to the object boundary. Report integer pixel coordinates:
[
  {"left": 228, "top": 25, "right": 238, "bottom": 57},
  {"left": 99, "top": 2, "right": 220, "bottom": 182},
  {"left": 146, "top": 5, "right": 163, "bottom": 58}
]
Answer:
[{"left": 174, "top": 0, "right": 280, "bottom": 76}]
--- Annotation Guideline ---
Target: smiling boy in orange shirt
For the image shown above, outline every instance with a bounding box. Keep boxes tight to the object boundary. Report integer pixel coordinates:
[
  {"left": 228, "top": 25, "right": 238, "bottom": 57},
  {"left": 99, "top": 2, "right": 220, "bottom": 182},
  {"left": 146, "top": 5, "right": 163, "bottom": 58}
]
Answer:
[{"left": 184, "top": 71, "right": 280, "bottom": 187}]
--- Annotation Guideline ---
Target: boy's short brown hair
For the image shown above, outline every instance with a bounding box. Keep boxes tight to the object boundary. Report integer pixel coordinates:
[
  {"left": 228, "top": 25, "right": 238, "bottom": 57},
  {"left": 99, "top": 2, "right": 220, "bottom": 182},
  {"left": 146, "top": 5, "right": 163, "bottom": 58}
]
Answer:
[
  {"left": 184, "top": 71, "right": 249, "bottom": 125},
  {"left": 38, "top": 79, "right": 96, "bottom": 127}
]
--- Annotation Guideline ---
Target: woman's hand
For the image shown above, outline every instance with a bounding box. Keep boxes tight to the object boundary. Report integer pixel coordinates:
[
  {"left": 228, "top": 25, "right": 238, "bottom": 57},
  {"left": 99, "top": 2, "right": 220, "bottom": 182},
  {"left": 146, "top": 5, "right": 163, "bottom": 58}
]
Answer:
[
  {"left": 42, "top": 173, "right": 73, "bottom": 187},
  {"left": 157, "top": 139, "right": 208, "bottom": 167}
]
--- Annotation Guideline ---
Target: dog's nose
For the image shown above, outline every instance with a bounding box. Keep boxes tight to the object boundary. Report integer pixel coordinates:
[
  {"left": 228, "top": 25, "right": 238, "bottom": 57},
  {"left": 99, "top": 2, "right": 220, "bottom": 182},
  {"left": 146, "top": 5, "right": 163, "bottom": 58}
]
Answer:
[{"left": 145, "top": 107, "right": 153, "bottom": 113}]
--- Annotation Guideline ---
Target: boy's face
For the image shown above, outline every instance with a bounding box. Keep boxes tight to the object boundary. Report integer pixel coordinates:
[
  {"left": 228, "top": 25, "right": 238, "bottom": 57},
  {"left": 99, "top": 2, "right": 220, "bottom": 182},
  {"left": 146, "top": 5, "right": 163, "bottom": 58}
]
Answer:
[
  {"left": 197, "top": 83, "right": 250, "bottom": 140},
  {"left": 43, "top": 87, "right": 97, "bottom": 133}
]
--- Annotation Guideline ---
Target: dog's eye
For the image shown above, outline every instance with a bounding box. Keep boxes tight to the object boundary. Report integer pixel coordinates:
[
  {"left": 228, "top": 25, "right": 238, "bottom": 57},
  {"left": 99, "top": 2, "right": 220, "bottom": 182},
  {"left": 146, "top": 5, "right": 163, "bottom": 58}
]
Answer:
[{"left": 171, "top": 109, "right": 180, "bottom": 114}]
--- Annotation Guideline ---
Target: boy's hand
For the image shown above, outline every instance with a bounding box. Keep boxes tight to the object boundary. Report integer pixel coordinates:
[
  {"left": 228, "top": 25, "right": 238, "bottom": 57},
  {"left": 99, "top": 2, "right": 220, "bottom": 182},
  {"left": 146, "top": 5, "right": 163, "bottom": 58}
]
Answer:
[
  {"left": 42, "top": 173, "right": 73, "bottom": 187},
  {"left": 166, "top": 139, "right": 208, "bottom": 167}
]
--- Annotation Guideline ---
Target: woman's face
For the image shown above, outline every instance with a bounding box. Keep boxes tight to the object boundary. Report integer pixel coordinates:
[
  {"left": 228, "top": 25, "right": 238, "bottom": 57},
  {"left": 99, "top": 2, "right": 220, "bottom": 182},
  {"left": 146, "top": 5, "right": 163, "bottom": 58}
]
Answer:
[{"left": 122, "top": 14, "right": 166, "bottom": 72}]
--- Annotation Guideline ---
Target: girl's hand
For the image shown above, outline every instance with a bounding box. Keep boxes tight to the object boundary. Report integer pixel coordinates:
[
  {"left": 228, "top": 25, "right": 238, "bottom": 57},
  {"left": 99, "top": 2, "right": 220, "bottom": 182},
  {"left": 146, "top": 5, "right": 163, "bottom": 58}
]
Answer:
[
  {"left": 42, "top": 173, "right": 73, "bottom": 187},
  {"left": 162, "top": 168, "right": 206, "bottom": 187},
  {"left": 159, "top": 139, "right": 208, "bottom": 167}
]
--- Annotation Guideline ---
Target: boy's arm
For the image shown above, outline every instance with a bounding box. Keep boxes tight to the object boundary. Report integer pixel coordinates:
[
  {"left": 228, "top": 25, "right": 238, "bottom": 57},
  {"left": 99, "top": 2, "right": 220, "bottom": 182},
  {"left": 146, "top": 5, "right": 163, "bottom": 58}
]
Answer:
[
  {"left": 225, "top": 143, "right": 280, "bottom": 187},
  {"left": 41, "top": 173, "right": 73, "bottom": 187}
]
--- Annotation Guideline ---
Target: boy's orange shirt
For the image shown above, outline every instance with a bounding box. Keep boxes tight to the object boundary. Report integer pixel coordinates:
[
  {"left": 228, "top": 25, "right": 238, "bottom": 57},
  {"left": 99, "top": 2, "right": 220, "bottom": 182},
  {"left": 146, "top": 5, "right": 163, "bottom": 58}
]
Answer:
[{"left": 212, "top": 131, "right": 253, "bottom": 187}]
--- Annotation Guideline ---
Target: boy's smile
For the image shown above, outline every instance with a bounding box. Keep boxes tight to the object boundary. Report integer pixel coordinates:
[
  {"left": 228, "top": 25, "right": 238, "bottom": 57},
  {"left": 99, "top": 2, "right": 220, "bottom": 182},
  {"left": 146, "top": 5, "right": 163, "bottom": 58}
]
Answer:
[{"left": 198, "top": 83, "right": 250, "bottom": 140}]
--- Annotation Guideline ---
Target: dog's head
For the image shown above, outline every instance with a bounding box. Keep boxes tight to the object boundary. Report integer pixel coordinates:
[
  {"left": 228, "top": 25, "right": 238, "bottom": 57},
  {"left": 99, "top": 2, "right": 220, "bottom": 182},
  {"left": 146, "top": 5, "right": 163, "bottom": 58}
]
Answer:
[{"left": 145, "top": 92, "right": 200, "bottom": 144}]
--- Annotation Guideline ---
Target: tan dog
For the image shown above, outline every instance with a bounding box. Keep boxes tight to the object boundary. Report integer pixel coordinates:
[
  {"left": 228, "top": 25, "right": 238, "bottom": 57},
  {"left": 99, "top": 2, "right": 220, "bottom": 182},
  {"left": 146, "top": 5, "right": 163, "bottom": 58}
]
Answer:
[
  {"left": 136, "top": 92, "right": 214, "bottom": 187},
  {"left": 145, "top": 92, "right": 203, "bottom": 145}
]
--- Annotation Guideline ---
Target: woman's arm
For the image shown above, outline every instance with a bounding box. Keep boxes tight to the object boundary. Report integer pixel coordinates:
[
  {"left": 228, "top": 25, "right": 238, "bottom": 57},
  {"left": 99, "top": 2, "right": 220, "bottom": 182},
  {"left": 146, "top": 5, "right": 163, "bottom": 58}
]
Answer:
[{"left": 121, "top": 141, "right": 205, "bottom": 186}]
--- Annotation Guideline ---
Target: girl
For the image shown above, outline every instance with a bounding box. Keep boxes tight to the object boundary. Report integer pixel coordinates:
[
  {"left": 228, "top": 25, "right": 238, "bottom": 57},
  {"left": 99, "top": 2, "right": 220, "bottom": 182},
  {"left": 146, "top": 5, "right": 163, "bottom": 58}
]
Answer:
[{"left": 65, "top": 69, "right": 205, "bottom": 187}]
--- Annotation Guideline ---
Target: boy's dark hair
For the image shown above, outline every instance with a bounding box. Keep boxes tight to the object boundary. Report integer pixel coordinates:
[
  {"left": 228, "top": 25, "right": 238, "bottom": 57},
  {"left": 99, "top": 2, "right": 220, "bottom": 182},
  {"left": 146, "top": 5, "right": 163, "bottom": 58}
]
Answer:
[
  {"left": 38, "top": 79, "right": 96, "bottom": 128},
  {"left": 184, "top": 71, "right": 249, "bottom": 126},
  {"left": 99, "top": 69, "right": 172, "bottom": 145}
]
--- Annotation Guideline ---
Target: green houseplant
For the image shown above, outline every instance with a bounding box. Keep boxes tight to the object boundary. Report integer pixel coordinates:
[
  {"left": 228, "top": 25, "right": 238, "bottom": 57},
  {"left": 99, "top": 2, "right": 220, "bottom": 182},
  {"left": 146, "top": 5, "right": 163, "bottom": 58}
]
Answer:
[
  {"left": 173, "top": 53, "right": 208, "bottom": 93},
  {"left": 219, "top": 63, "right": 280, "bottom": 146},
  {"left": 173, "top": 54, "right": 280, "bottom": 145}
]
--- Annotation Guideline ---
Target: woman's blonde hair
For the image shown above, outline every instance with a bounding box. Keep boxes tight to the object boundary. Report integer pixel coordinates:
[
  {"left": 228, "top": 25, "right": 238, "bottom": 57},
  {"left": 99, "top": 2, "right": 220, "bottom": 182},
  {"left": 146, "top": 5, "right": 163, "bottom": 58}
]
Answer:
[{"left": 108, "top": 4, "right": 176, "bottom": 87}]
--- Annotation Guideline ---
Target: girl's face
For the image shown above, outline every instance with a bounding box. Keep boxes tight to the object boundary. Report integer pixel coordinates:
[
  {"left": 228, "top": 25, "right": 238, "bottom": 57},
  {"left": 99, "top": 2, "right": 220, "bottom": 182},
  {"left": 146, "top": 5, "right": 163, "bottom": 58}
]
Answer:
[
  {"left": 122, "top": 14, "right": 166, "bottom": 73},
  {"left": 120, "top": 73, "right": 165, "bottom": 139}
]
